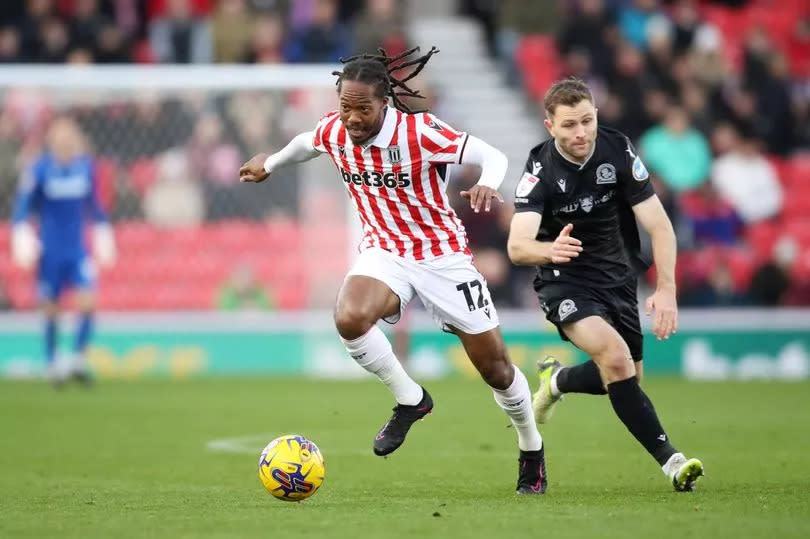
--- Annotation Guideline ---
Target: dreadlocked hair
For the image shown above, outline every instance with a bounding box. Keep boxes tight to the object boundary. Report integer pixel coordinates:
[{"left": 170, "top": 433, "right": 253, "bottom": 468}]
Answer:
[{"left": 332, "top": 46, "right": 439, "bottom": 114}]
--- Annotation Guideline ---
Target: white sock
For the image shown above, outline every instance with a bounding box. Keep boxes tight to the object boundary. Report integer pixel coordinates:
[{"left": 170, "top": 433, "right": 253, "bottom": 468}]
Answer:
[
  {"left": 342, "top": 326, "right": 423, "bottom": 405},
  {"left": 492, "top": 366, "right": 543, "bottom": 451},
  {"left": 549, "top": 368, "right": 561, "bottom": 397},
  {"left": 72, "top": 352, "right": 87, "bottom": 371},
  {"left": 662, "top": 452, "right": 686, "bottom": 477}
]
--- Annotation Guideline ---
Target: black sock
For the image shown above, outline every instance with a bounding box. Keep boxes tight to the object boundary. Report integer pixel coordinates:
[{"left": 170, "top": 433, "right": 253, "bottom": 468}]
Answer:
[
  {"left": 607, "top": 376, "right": 677, "bottom": 466},
  {"left": 556, "top": 360, "right": 606, "bottom": 395}
]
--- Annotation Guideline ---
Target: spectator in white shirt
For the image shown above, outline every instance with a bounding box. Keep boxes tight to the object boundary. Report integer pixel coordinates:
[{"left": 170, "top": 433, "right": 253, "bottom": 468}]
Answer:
[{"left": 710, "top": 128, "right": 783, "bottom": 223}]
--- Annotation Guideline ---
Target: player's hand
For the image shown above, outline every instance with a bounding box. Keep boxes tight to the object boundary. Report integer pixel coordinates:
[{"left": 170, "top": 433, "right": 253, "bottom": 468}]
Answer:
[
  {"left": 11, "top": 223, "right": 40, "bottom": 269},
  {"left": 550, "top": 223, "right": 582, "bottom": 264},
  {"left": 239, "top": 153, "right": 271, "bottom": 183},
  {"left": 645, "top": 285, "right": 678, "bottom": 340},
  {"left": 460, "top": 185, "right": 504, "bottom": 213},
  {"left": 93, "top": 224, "right": 117, "bottom": 268}
]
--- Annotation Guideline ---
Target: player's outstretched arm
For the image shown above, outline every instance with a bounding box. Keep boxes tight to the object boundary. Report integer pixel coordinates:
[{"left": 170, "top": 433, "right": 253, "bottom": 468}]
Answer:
[
  {"left": 632, "top": 195, "right": 678, "bottom": 340},
  {"left": 508, "top": 216, "right": 582, "bottom": 266},
  {"left": 239, "top": 131, "right": 320, "bottom": 184},
  {"left": 458, "top": 135, "right": 507, "bottom": 213}
]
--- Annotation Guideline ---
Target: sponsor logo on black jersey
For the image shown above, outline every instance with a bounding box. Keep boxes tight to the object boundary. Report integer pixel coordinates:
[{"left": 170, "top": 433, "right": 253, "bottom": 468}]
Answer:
[{"left": 552, "top": 190, "right": 615, "bottom": 215}]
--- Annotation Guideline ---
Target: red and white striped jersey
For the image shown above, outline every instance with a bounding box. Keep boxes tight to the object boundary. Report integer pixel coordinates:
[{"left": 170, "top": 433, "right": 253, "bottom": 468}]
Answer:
[{"left": 311, "top": 107, "right": 471, "bottom": 261}]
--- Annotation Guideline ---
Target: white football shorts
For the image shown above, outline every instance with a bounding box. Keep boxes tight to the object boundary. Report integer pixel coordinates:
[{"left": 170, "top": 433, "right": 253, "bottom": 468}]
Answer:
[{"left": 345, "top": 248, "right": 500, "bottom": 334}]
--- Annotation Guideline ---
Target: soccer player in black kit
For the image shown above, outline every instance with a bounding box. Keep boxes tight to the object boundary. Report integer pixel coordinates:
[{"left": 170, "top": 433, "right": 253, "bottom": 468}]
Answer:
[{"left": 507, "top": 77, "right": 704, "bottom": 491}]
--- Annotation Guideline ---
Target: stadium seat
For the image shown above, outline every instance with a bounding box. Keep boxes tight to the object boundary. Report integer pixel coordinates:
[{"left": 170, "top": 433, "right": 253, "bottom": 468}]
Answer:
[
  {"left": 127, "top": 158, "right": 159, "bottom": 196},
  {"left": 116, "top": 221, "right": 158, "bottom": 248},
  {"left": 273, "top": 280, "right": 308, "bottom": 310},
  {"left": 0, "top": 222, "right": 9, "bottom": 250},
  {"left": 746, "top": 220, "right": 780, "bottom": 261},
  {"left": 784, "top": 155, "right": 810, "bottom": 190},
  {"left": 782, "top": 191, "right": 810, "bottom": 219},
  {"left": 791, "top": 250, "right": 810, "bottom": 281},
  {"left": 720, "top": 247, "right": 757, "bottom": 291},
  {"left": 783, "top": 218, "right": 810, "bottom": 247},
  {"left": 132, "top": 39, "right": 157, "bottom": 64},
  {"left": 767, "top": 155, "right": 790, "bottom": 188},
  {"left": 95, "top": 157, "right": 118, "bottom": 211},
  {"left": 515, "top": 35, "right": 561, "bottom": 100}
]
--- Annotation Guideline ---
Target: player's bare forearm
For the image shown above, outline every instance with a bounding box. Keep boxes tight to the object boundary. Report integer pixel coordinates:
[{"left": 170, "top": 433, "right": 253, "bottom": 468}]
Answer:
[
  {"left": 649, "top": 224, "right": 677, "bottom": 291},
  {"left": 645, "top": 223, "right": 678, "bottom": 340},
  {"left": 632, "top": 195, "right": 676, "bottom": 291},
  {"left": 507, "top": 238, "right": 555, "bottom": 266},
  {"left": 508, "top": 218, "right": 581, "bottom": 266}
]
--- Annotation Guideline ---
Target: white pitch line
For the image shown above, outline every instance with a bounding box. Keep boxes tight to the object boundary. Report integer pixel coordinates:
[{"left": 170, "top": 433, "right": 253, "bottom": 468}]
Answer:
[
  {"left": 206, "top": 434, "right": 373, "bottom": 456},
  {"left": 206, "top": 434, "right": 270, "bottom": 455},
  {"left": 205, "top": 433, "right": 519, "bottom": 458}
]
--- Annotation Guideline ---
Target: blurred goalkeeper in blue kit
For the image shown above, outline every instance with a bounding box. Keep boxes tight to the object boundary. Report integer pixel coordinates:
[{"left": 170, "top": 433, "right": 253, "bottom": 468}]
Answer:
[{"left": 11, "top": 116, "right": 116, "bottom": 387}]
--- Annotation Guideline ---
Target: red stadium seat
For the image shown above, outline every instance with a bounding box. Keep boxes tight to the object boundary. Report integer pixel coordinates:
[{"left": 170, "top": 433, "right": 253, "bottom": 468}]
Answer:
[
  {"left": 782, "top": 191, "right": 810, "bottom": 219},
  {"left": 128, "top": 158, "right": 159, "bottom": 196},
  {"left": 515, "top": 35, "right": 561, "bottom": 99},
  {"left": 94, "top": 157, "right": 118, "bottom": 212},
  {"left": 0, "top": 222, "right": 9, "bottom": 250},
  {"left": 116, "top": 221, "right": 159, "bottom": 249},
  {"left": 746, "top": 220, "right": 780, "bottom": 261},
  {"left": 206, "top": 220, "right": 258, "bottom": 252},
  {"left": 767, "top": 155, "right": 790, "bottom": 188},
  {"left": 273, "top": 280, "right": 308, "bottom": 310},
  {"left": 783, "top": 218, "right": 810, "bottom": 247},
  {"left": 132, "top": 39, "right": 157, "bottom": 64},
  {"left": 784, "top": 155, "right": 810, "bottom": 190},
  {"left": 720, "top": 247, "right": 757, "bottom": 291}
]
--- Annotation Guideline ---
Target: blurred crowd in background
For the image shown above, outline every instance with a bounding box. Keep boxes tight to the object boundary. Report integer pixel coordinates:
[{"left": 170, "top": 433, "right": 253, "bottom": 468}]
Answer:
[
  {"left": 0, "top": 0, "right": 809, "bottom": 310},
  {"left": 0, "top": 0, "right": 407, "bottom": 64},
  {"left": 466, "top": 0, "right": 810, "bottom": 309}
]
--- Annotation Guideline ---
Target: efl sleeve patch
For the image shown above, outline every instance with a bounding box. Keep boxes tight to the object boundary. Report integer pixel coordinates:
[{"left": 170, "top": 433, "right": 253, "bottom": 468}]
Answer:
[{"left": 515, "top": 172, "right": 540, "bottom": 197}]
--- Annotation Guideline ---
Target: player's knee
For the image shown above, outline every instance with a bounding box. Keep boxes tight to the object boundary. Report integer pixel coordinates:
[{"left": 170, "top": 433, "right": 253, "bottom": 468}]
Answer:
[
  {"left": 594, "top": 344, "right": 634, "bottom": 381},
  {"left": 478, "top": 356, "right": 513, "bottom": 390},
  {"left": 76, "top": 297, "right": 95, "bottom": 313},
  {"left": 42, "top": 302, "right": 59, "bottom": 318},
  {"left": 333, "top": 304, "right": 376, "bottom": 340}
]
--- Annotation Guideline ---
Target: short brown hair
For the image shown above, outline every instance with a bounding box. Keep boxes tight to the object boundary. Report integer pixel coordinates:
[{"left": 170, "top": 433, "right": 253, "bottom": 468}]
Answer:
[{"left": 543, "top": 77, "right": 594, "bottom": 117}]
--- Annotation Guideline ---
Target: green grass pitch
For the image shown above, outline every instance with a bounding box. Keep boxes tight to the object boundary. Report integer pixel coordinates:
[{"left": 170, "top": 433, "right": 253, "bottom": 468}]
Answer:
[{"left": 1, "top": 377, "right": 809, "bottom": 538}]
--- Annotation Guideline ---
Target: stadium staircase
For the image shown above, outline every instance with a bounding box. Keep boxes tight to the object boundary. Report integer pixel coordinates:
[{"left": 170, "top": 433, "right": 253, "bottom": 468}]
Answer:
[{"left": 407, "top": 17, "right": 545, "bottom": 194}]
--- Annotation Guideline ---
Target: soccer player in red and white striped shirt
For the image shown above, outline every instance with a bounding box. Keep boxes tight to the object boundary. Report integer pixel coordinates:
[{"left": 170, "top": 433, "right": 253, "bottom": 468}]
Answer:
[{"left": 239, "top": 47, "right": 546, "bottom": 494}]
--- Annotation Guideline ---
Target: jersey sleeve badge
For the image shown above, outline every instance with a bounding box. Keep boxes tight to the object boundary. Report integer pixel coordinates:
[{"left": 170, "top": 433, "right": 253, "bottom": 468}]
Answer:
[
  {"left": 516, "top": 172, "right": 540, "bottom": 197},
  {"left": 632, "top": 156, "right": 650, "bottom": 181}
]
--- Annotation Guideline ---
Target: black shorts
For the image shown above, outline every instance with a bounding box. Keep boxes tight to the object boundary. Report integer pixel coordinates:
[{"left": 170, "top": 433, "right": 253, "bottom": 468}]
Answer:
[{"left": 535, "top": 278, "right": 643, "bottom": 362}]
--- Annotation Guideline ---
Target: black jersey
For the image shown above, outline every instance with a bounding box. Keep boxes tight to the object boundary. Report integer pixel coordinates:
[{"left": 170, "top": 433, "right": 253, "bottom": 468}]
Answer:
[{"left": 513, "top": 125, "right": 655, "bottom": 288}]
